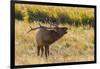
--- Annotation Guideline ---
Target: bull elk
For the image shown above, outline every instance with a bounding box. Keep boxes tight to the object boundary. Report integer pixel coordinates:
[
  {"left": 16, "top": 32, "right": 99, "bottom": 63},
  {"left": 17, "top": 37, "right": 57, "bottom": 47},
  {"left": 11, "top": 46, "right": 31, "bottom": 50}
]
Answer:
[{"left": 27, "top": 23, "right": 68, "bottom": 58}]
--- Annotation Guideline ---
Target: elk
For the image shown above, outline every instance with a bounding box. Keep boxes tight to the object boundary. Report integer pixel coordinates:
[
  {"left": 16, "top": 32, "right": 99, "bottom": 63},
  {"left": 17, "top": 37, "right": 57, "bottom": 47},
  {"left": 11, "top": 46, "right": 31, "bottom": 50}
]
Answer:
[{"left": 27, "top": 23, "right": 68, "bottom": 58}]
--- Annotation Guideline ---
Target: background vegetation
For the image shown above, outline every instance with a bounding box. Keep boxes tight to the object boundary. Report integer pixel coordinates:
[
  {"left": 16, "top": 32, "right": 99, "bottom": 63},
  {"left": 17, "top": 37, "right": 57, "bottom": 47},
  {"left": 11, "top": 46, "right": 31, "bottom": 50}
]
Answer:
[
  {"left": 15, "top": 4, "right": 95, "bottom": 65},
  {"left": 15, "top": 4, "right": 94, "bottom": 26}
]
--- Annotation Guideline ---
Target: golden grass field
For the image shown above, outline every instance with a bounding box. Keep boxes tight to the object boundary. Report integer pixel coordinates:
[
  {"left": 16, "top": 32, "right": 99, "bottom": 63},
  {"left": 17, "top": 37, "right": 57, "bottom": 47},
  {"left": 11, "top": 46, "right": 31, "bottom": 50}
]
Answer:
[{"left": 15, "top": 21, "right": 94, "bottom": 65}]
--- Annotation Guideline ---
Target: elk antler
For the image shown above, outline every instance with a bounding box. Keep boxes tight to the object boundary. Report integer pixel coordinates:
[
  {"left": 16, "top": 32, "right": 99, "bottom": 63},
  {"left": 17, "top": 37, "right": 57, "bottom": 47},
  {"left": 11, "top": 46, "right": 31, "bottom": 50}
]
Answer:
[
  {"left": 27, "top": 23, "right": 59, "bottom": 33},
  {"left": 49, "top": 22, "right": 59, "bottom": 29},
  {"left": 27, "top": 25, "right": 40, "bottom": 33},
  {"left": 39, "top": 23, "right": 42, "bottom": 27}
]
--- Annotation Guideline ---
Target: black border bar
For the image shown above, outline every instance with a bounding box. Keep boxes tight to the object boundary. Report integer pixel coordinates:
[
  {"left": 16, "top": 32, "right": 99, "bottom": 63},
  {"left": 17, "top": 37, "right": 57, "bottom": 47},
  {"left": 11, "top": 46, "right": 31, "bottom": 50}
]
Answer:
[{"left": 10, "top": 0, "right": 96, "bottom": 69}]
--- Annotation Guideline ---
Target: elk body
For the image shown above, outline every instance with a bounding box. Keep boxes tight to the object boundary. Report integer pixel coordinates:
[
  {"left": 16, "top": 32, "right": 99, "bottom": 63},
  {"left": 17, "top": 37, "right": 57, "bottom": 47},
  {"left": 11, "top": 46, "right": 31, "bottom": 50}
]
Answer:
[{"left": 28, "top": 24, "right": 68, "bottom": 58}]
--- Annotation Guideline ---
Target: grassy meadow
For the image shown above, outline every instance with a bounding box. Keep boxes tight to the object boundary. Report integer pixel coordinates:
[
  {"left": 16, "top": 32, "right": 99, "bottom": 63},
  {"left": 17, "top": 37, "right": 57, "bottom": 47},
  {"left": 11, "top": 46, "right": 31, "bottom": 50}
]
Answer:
[{"left": 15, "top": 4, "right": 95, "bottom": 65}]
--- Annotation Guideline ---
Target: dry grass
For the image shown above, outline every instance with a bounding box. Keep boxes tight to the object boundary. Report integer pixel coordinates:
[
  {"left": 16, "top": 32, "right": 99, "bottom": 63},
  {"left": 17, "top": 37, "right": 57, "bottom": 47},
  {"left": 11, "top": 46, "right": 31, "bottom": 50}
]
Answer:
[{"left": 15, "top": 21, "right": 94, "bottom": 65}]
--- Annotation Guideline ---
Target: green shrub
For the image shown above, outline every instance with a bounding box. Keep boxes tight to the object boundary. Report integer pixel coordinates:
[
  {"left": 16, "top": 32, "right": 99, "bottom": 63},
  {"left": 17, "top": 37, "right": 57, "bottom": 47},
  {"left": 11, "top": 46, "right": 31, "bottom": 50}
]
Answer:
[{"left": 15, "top": 10, "right": 24, "bottom": 21}]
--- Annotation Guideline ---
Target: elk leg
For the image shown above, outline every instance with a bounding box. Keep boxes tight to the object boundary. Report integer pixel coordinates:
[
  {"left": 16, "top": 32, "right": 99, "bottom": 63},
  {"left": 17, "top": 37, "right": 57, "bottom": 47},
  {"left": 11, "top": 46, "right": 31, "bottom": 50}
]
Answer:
[
  {"left": 37, "top": 46, "right": 40, "bottom": 56},
  {"left": 47, "top": 46, "right": 49, "bottom": 56},
  {"left": 45, "top": 46, "right": 48, "bottom": 58},
  {"left": 41, "top": 46, "right": 44, "bottom": 57}
]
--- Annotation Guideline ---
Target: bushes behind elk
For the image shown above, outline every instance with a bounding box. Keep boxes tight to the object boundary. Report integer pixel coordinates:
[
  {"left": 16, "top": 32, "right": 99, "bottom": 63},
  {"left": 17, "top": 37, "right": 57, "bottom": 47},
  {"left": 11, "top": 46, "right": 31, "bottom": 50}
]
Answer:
[{"left": 15, "top": 4, "right": 94, "bottom": 27}]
